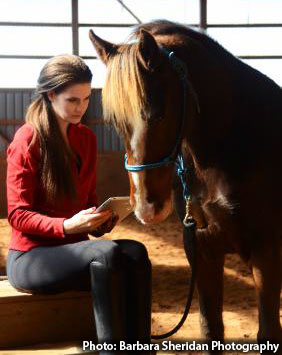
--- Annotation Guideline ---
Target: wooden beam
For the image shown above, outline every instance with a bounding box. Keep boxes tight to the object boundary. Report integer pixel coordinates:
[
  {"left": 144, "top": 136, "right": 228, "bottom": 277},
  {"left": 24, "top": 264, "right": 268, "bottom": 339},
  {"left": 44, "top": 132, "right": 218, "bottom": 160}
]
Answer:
[
  {"left": 0, "top": 131, "right": 11, "bottom": 145},
  {"left": 116, "top": 0, "right": 142, "bottom": 24},
  {"left": 200, "top": 0, "right": 207, "bottom": 30},
  {"left": 72, "top": 0, "right": 79, "bottom": 55},
  {"left": 0, "top": 119, "right": 24, "bottom": 126}
]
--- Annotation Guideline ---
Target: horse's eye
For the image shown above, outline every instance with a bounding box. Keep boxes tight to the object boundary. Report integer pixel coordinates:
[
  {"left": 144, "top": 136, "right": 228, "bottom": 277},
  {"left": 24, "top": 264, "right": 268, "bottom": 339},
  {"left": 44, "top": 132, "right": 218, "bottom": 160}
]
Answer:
[
  {"left": 141, "top": 77, "right": 165, "bottom": 124},
  {"left": 140, "top": 110, "right": 147, "bottom": 121},
  {"left": 148, "top": 115, "right": 163, "bottom": 125},
  {"left": 141, "top": 107, "right": 162, "bottom": 125}
]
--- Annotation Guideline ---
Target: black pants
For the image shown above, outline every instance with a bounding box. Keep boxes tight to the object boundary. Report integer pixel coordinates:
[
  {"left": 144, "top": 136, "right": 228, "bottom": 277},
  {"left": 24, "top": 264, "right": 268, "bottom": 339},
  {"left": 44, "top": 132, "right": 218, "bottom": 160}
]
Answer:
[{"left": 7, "top": 239, "right": 152, "bottom": 353}]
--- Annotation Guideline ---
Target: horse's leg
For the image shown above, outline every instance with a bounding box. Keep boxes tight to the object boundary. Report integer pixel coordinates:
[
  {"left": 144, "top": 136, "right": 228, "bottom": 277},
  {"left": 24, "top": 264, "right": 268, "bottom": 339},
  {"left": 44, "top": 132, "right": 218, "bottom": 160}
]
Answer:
[
  {"left": 174, "top": 173, "right": 225, "bottom": 350},
  {"left": 184, "top": 227, "right": 225, "bottom": 352},
  {"left": 251, "top": 237, "right": 281, "bottom": 352}
]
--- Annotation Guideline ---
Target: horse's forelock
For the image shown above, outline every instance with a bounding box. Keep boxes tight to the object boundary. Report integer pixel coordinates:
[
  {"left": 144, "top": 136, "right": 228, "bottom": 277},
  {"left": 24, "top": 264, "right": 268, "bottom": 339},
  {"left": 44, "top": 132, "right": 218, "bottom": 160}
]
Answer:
[
  {"left": 102, "top": 20, "right": 188, "bottom": 134},
  {"left": 102, "top": 42, "right": 147, "bottom": 135}
]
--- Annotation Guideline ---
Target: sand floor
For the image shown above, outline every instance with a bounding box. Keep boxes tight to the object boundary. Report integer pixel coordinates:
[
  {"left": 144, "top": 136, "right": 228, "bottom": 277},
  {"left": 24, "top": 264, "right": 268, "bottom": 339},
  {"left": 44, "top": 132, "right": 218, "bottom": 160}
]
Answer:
[{"left": 0, "top": 214, "right": 281, "bottom": 354}]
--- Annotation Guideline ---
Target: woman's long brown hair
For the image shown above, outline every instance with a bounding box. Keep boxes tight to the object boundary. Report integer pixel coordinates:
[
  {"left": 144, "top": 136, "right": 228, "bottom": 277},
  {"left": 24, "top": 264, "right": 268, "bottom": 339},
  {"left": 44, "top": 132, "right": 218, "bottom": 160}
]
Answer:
[{"left": 26, "top": 55, "right": 92, "bottom": 204}]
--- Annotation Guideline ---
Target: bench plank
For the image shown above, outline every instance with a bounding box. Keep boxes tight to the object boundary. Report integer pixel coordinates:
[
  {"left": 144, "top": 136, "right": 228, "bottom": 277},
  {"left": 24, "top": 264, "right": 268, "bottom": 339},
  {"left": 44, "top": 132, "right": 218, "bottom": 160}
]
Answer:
[{"left": 0, "top": 280, "right": 97, "bottom": 349}]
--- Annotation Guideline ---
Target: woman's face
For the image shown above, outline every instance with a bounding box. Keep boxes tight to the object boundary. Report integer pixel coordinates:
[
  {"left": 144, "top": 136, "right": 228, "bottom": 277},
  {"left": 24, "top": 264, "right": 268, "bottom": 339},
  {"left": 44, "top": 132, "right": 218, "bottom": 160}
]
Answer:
[{"left": 48, "top": 82, "right": 91, "bottom": 130}]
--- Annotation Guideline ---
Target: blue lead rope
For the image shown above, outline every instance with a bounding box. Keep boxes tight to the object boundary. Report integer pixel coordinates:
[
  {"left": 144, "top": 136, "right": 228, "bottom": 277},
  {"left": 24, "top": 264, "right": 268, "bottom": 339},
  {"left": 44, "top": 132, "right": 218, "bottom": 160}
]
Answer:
[
  {"left": 175, "top": 154, "right": 190, "bottom": 201},
  {"left": 176, "top": 154, "right": 195, "bottom": 229}
]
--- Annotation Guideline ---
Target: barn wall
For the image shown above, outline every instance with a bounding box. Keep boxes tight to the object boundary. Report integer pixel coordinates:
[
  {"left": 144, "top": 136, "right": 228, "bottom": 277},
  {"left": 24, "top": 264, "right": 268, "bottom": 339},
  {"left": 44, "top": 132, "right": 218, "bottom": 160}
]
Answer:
[
  {"left": 0, "top": 153, "right": 7, "bottom": 217},
  {"left": 0, "top": 88, "right": 129, "bottom": 218}
]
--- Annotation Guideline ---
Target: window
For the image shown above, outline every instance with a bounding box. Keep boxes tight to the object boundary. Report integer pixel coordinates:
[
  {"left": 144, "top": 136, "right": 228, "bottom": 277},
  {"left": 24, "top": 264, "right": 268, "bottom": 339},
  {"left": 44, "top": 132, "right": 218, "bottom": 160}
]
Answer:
[{"left": 0, "top": 0, "right": 281, "bottom": 88}]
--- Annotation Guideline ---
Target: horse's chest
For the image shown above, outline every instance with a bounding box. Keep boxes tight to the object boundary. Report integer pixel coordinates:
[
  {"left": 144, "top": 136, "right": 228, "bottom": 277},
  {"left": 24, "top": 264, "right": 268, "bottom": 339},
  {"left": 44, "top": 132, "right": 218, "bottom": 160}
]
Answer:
[
  {"left": 200, "top": 185, "right": 238, "bottom": 236},
  {"left": 202, "top": 192, "right": 233, "bottom": 225},
  {"left": 189, "top": 168, "right": 246, "bottom": 250},
  {"left": 192, "top": 167, "right": 235, "bottom": 228}
]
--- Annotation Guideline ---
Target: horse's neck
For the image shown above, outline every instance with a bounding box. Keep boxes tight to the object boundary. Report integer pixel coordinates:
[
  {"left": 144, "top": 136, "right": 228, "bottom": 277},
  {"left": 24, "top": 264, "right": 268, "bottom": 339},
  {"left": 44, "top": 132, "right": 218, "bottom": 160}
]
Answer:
[
  {"left": 177, "top": 35, "right": 282, "bottom": 177},
  {"left": 183, "top": 70, "right": 232, "bottom": 171}
]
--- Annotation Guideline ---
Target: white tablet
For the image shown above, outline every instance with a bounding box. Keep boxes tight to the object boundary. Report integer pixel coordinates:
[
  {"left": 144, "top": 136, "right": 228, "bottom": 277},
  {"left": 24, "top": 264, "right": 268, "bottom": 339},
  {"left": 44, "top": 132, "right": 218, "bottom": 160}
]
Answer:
[{"left": 96, "top": 196, "right": 133, "bottom": 223}]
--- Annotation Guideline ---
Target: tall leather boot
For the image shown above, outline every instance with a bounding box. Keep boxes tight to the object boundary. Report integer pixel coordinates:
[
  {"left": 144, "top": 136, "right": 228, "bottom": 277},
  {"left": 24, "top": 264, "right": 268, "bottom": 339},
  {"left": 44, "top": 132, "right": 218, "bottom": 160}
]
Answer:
[
  {"left": 90, "top": 261, "right": 127, "bottom": 355},
  {"left": 125, "top": 259, "right": 154, "bottom": 354}
]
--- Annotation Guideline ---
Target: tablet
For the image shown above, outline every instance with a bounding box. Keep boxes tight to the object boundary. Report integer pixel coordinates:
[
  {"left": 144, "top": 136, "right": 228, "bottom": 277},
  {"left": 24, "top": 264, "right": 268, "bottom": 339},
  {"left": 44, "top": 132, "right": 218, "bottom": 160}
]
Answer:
[{"left": 96, "top": 196, "right": 133, "bottom": 223}]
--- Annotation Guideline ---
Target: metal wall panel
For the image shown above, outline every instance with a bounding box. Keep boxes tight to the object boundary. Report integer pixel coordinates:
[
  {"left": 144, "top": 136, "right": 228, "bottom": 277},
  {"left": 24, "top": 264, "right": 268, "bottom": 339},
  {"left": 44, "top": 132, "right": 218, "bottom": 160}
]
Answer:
[
  {"left": 85, "top": 88, "right": 124, "bottom": 153},
  {"left": 0, "top": 89, "right": 34, "bottom": 151},
  {"left": 6, "top": 92, "right": 15, "bottom": 147},
  {"left": 0, "top": 88, "right": 124, "bottom": 153},
  {"left": 0, "top": 92, "right": 6, "bottom": 152}
]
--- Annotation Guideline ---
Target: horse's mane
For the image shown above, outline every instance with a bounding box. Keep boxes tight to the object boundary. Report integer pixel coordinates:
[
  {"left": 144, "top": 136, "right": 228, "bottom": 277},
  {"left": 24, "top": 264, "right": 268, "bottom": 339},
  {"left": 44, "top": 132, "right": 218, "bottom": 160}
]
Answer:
[
  {"left": 131, "top": 20, "right": 236, "bottom": 60},
  {"left": 102, "top": 20, "right": 234, "bottom": 133}
]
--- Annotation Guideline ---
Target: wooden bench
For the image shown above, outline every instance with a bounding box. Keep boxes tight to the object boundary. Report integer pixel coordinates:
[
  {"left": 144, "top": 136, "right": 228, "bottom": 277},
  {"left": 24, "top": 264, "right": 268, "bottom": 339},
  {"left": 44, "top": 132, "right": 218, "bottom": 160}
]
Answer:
[{"left": 0, "top": 280, "right": 97, "bottom": 349}]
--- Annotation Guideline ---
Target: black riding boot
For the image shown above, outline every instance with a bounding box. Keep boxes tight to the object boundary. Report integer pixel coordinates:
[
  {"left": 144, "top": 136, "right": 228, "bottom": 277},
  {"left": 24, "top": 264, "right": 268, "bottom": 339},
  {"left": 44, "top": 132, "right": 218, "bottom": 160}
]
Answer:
[
  {"left": 90, "top": 261, "right": 127, "bottom": 355},
  {"left": 126, "top": 259, "right": 153, "bottom": 354}
]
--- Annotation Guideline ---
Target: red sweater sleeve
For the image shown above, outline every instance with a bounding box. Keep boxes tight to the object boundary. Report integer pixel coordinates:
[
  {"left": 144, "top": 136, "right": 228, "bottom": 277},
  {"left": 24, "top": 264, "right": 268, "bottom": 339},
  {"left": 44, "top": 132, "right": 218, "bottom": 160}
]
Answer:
[{"left": 6, "top": 125, "right": 65, "bottom": 238}]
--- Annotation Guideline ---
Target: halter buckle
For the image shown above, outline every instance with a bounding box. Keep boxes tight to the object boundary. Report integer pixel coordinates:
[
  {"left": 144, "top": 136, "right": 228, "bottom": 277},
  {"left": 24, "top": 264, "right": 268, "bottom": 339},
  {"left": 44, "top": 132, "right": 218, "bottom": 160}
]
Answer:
[{"left": 168, "top": 52, "right": 188, "bottom": 82}]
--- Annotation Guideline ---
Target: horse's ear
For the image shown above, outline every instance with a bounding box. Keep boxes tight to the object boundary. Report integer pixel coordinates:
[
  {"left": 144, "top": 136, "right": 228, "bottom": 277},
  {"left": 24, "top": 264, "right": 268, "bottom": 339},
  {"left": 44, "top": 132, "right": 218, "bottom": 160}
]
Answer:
[
  {"left": 138, "top": 30, "right": 161, "bottom": 70},
  {"left": 89, "top": 29, "right": 117, "bottom": 65}
]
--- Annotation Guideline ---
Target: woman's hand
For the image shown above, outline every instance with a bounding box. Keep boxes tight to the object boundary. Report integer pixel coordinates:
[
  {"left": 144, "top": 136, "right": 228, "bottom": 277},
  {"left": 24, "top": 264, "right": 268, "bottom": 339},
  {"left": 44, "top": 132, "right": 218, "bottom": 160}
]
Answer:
[{"left": 63, "top": 207, "right": 113, "bottom": 235}]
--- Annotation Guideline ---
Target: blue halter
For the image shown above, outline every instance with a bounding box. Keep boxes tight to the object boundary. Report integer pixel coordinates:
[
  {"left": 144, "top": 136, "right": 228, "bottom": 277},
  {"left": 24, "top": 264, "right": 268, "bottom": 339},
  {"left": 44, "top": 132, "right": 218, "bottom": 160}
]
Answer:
[
  {"left": 124, "top": 49, "right": 198, "bottom": 341},
  {"left": 124, "top": 49, "right": 191, "bottom": 200}
]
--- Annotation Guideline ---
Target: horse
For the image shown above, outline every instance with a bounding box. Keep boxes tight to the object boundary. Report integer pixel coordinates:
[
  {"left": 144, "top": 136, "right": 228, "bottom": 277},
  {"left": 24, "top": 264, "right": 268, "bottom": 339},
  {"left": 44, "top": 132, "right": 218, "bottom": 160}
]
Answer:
[{"left": 89, "top": 20, "right": 282, "bottom": 351}]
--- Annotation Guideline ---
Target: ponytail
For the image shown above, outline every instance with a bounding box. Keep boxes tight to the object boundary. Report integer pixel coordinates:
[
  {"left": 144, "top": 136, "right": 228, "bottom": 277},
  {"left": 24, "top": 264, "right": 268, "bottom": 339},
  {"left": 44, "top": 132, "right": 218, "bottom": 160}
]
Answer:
[{"left": 26, "top": 95, "right": 76, "bottom": 204}]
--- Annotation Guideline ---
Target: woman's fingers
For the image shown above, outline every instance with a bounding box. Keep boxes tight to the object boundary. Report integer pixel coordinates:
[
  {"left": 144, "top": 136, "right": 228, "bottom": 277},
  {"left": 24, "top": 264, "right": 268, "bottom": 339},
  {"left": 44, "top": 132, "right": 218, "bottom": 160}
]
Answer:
[
  {"left": 80, "top": 206, "right": 97, "bottom": 215},
  {"left": 86, "top": 210, "right": 112, "bottom": 229},
  {"left": 63, "top": 209, "right": 113, "bottom": 234}
]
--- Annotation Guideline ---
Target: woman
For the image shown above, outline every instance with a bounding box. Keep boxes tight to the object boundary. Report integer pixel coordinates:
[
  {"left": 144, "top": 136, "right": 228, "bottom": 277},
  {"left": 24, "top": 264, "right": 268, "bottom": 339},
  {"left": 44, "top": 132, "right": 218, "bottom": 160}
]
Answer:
[{"left": 6, "top": 54, "right": 152, "bottom": 354}]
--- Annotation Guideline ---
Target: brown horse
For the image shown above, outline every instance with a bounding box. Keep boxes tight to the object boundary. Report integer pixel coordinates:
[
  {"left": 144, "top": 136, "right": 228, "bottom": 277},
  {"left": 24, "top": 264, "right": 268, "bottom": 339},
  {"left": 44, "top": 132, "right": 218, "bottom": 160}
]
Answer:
[{"left": 89, "top": 20, "right": 282, "bottom": 350}]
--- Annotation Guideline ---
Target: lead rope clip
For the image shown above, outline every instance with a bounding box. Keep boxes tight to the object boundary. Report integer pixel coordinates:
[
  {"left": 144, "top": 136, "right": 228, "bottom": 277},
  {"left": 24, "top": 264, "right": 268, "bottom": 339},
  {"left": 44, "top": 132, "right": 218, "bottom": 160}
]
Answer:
[{"left": 183, "top": 196, "right": 195, "bottom": 228}]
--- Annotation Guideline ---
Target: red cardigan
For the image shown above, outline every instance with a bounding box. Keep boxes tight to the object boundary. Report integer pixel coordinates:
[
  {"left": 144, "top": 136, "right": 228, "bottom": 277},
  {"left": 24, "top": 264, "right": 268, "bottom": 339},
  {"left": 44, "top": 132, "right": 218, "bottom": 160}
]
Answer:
[{"left": 6, "top": 123, "right": 98, "bottom": 251}]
